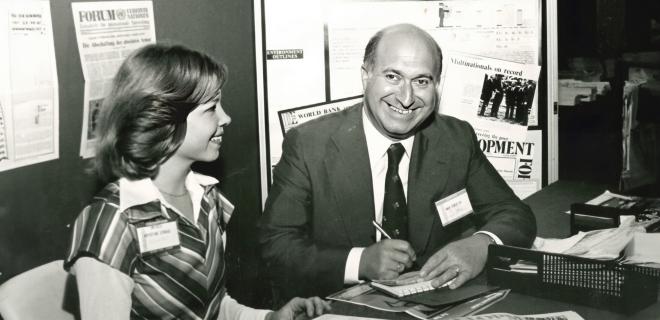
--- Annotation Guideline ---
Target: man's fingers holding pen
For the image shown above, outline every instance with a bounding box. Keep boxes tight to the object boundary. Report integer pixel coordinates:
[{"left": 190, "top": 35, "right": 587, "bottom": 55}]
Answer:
[
  {"left": 387, "top": 240, "right": 416, "bottom": 261},
  {"left": 376, "top": 239, "right": 415, "bottom": 267},
  {"left": 387, "top": 248, "right": 415, "bottom": 269}
]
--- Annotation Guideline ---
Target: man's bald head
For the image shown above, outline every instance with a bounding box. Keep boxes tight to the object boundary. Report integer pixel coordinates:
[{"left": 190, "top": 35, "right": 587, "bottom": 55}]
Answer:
[{"left": 362, "top": 24, "right": 443, "bottom": 80}]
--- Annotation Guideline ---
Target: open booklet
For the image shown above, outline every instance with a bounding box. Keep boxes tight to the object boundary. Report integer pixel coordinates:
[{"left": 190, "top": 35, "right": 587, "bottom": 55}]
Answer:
[{"left": 327, "top": 282, "right": 507, "bottom": 320}]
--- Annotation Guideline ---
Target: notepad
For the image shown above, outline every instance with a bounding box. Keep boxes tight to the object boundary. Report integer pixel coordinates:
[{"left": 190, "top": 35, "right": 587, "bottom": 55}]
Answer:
[{"left": 370, "top": 279, "right": 436, "bottom": 297}]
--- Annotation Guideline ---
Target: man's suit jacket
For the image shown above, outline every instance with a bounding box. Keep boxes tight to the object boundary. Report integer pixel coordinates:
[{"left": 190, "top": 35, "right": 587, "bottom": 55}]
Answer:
[{"left": 259, "top": 103, "right": 535, "bottom": 304}]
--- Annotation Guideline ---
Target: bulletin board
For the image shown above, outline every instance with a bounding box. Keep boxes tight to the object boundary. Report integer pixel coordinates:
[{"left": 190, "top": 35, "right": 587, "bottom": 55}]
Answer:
[{"left": 255, "top": 0, "right": 557, "bottom": 203}]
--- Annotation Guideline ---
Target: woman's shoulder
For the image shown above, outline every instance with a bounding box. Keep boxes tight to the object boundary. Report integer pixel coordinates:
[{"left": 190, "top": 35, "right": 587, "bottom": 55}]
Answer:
[
  {"left": 89, "top": 181, "right": 120, "bottom": 205},
  {"left": 82, "top": 182, "right": 122, "bottom": 219}
]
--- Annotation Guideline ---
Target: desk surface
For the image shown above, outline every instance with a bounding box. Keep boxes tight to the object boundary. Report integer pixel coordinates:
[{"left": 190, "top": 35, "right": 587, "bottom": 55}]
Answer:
[{"left": 330, "top": 180, "right": 660, "bottom": 320}]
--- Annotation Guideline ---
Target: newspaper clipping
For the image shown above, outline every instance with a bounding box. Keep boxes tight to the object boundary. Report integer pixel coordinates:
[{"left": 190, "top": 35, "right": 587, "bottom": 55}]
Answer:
[
  {"left": 0, "top": 0, "right": 59, "bottom": 173},
  {"left": 438, "top": 52, "right": 541, "bottom": 198},
  {"left": 72, "top": 1, "right": 155, "bottom": 158},
  {"left": 278, "top": 97, "right": 361, "bottom": 135},
  {"left": 273, "top": 97, "right": 361, "bottom": 165}
]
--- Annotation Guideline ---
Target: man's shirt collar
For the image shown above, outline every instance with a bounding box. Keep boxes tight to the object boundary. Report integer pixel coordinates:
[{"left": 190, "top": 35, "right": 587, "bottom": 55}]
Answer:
[{"left": 361, "top": 106, "right": 414, "bottom": 165}]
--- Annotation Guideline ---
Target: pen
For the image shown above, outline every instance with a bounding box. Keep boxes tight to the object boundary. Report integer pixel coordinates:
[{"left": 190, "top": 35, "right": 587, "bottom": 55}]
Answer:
[{"left": 372, "top": 220, "right": 392, "bottom": 239}]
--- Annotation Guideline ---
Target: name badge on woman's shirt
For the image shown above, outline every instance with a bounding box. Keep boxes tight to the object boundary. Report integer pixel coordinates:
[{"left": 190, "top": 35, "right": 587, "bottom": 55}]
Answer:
[
  {"left": 136, "top": 221, "right": 181, "bottom": 254},
  {"left": 435, "top": 189, "right": 474, "bottom": 226}
]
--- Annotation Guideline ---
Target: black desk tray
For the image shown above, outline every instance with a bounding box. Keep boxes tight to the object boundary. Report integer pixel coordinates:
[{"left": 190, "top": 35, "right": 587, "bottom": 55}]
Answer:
[
  {"left": 569, "top": 203, "right": 640, "bottom": 234},
  {"left": 486, "top": 245, "right": 658, "bottom": 314}
]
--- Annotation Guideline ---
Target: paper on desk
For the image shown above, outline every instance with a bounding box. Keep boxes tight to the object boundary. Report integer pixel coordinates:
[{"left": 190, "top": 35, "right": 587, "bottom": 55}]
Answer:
[
  {"left": 563, "top": 226, "right": 644, "bottom": 259},
  {"left": 584, "top": 190, "right": 635, "bottom": 206},
  {"left": 405, "top": 289, "right": 510, "bottom": 320},
  {"left": 452, "top": 310, "right": 584, "bottom": 320},
  {"left": 533, "top": 233, "right": 587, "bottom": 254},
  {"left": 624, "top": 232, "right": 660, "bottom": 264},
  {"left": 313, "top": 315, "right": 386, "bottom": 320},
  {"left": 535, "top": 224, "right": 646, "bottom": 260},
  {"left": 563, "top": 190, "right": 634, "bottom": 214}
]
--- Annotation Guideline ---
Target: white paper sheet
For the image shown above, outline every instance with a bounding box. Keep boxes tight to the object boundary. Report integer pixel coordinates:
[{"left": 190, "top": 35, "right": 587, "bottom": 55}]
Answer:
[{"left": 0, "top": 0, "right": 59, "bottom": 173}]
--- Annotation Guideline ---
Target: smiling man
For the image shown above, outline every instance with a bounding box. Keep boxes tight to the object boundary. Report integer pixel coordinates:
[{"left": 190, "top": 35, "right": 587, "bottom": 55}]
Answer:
[{"left": 259, "top": 24, "right": 536, "bottom": 305}]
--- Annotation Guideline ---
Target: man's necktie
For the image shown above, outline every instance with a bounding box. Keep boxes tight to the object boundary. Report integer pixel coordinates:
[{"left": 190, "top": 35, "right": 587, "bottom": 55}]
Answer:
[{"left": 382, "top": 143, "right": 408, "bottom": 239}]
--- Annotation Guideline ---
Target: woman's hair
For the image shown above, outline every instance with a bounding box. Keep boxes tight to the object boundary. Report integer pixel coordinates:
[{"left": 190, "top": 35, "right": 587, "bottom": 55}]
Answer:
[{"left": 93, "top": 43, "right": 227, "bottom": 182}]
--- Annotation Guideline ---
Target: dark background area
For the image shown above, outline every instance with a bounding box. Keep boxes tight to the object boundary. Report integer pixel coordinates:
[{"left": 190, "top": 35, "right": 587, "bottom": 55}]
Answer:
[
  {"left": 557, "top": 0, "right": 660, "bottom": 191},
  {"left": 0, "top": 0, "right": 267, "bottom": 308}
]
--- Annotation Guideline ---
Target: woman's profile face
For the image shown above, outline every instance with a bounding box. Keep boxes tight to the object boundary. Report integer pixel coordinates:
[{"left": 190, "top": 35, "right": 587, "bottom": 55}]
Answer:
[{"left": 173, "top": 94, "right": 231, "bottom": 164}]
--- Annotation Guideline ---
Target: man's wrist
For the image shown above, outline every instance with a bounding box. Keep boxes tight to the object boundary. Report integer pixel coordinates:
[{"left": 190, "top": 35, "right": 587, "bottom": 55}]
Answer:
[
  {"left": 345, "top": 247, "right": 364, "bottom": 283},
  {"left": 473, "top": 233, "right": 496, "bottom": 247}
]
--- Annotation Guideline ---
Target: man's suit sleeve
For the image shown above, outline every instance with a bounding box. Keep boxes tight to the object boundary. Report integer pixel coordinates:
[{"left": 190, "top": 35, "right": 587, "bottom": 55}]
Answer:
[
  {"left": 259, "top": 128, "right": 351, "bottom": 303},
  {"left": 463, "top": 124, "right": 536, "bottom": 248}
]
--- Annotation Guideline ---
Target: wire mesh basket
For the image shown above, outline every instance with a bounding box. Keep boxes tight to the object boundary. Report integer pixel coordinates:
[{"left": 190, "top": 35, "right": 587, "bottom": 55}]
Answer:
[{"left": 486, "top": 245, "right": 659, "bottom": 314}]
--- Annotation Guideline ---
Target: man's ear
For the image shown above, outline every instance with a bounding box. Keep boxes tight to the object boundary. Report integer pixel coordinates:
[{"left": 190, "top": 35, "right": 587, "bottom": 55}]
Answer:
[
  {"left": 434, "top": 81, "right": 442, "bottom": 112},
  {"left": 361, "top": 65, "right": 370, "bottom": 89}
]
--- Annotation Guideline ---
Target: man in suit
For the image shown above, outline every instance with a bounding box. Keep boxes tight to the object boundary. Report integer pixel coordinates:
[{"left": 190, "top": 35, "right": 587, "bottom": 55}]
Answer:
[
  {"left": 478, "top": 74, "right": 495, "bottom": 116},
  {"left": 259, "top": 23, "right": 536, "bottom": 304},
  {"left": 489, "top": 75, "right": 504, "bottom": 118}
]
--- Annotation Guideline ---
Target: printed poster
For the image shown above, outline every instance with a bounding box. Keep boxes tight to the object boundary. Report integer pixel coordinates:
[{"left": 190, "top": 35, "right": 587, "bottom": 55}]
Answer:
[
  {"left": 0, "top": 0, "right": 59, "bottom": 173},
  {"left": 438, "top": 52, "right": 541, "bottom": 198},
  {"left": 72, "top": 1, "right": 155, "bottom": 158},
  {"left": 273, "top": 97, "right": 361, "bottom": 166}
]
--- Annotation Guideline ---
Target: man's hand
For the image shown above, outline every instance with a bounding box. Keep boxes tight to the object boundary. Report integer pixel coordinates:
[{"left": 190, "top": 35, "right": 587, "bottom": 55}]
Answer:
[
  {"left": 419, "top": 234, "right": 492, "bottom": 289},
  {"left": 359, "top": 239, "right": 416, "bottom": 280},
  {"left": 267, "top": 297, "right": 331, "bottom": 320}
]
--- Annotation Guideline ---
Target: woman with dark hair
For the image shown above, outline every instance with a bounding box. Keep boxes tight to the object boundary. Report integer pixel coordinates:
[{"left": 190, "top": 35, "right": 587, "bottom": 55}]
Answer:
[{"left": 64, "top": 43, "right": 329, "bottom": 320}]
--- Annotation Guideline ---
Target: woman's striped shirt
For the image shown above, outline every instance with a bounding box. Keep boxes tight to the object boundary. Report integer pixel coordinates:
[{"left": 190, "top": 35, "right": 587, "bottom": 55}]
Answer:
[{"left": 65, "top": 173, "right": 231, "bottom": 319}]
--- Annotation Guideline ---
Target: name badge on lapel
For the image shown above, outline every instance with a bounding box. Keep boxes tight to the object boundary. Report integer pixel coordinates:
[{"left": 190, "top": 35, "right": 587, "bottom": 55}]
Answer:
[
  {"left": 435, "top": 189, "right": 473, "bottom": 226},
  {"left": 136, "top": 221, "right": 181, "bottom": 255}
]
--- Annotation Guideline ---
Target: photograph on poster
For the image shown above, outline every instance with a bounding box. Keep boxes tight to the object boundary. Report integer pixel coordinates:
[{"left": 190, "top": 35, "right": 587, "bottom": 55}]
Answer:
[
  {"left": 86, "top": 98, "right": 102, "bottom": 140},
  {"left": 476, "top": 73, "right": 537, "bottom": 126}
]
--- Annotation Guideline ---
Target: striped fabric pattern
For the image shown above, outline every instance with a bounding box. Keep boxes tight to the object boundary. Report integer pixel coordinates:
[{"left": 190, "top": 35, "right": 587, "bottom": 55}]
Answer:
[{"left": 65, "top": 182, "right": 228, "bottom": 320}]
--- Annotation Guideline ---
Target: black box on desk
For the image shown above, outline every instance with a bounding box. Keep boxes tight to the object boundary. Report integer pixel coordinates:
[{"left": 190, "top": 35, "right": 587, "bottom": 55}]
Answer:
[
  {"left": 569, "top": 203, "right": 639, "bottom": 234},
  {"left": 486, "top": 245, "right": 658, "bottom": 314}
]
